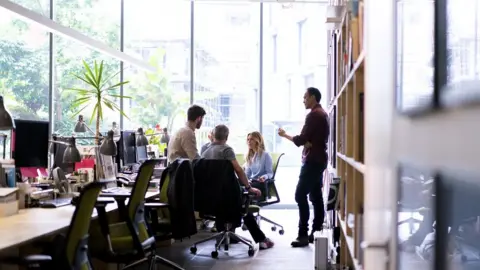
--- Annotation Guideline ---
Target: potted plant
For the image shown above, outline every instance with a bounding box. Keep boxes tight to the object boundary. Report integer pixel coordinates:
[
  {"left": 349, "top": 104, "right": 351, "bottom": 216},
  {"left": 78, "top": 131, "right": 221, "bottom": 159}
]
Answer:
[{"left": 68, "top": 60, "right": 130, "bottom": 179}]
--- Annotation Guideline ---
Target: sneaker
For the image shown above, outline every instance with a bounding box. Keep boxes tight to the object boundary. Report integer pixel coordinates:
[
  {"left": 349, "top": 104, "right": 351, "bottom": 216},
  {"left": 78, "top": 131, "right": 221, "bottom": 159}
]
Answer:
[
  {"left": 259, "top": 238, "right": 274, "bottom": 250},
  {"left": 291, "top": 235, "right": 309, "bottom": 248}
]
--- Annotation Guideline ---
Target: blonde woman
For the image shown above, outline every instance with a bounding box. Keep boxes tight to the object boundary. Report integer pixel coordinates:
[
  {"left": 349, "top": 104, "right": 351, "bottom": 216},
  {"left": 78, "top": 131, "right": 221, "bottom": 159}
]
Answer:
[
  {"left": 200, "top": 128, "right": 215, "bottom": 155},
  {"left": 245, "top": 131, "right": 274, "bottom": 182}
]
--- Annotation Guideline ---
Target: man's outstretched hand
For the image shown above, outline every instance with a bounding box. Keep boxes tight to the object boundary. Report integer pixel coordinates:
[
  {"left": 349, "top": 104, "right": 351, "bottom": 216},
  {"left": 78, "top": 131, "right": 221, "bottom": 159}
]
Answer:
[{"left": 277, "top": 128, "right": 286, "bottom": 137}]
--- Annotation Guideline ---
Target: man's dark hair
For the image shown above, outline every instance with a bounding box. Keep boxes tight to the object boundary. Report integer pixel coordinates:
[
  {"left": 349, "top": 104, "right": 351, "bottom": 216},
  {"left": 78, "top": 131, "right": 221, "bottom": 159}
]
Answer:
[
  {"left": 163, "top": 127, "right": 167, "bottom": 132},
  {"left": 307, "top": 87, "right": 321, "bottom": 103},
  {"left": 187, "top": 105, "right": 206, "bottom": 121},
  {"left": 214, "top": 124, "right": 229, "bottom": 141}
]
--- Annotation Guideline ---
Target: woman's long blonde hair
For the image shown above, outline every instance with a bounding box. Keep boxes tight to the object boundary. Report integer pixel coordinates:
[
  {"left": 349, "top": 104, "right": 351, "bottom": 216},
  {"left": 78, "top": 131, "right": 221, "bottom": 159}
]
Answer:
[{"left": 246, "top": 131, "right": 265, "bottom": 165}]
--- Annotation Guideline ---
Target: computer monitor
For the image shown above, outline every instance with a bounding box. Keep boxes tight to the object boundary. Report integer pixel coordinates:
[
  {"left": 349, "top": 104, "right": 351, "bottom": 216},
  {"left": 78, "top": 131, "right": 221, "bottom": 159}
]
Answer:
[
  {"left": 136, "top": 146, "right": 148, "bottom": 163},
  {"left": 121, "top": 130, "right": 136, "bottom": 166},
  {"left": 13, "top": 119, "right": 49, "bottom": 168}
]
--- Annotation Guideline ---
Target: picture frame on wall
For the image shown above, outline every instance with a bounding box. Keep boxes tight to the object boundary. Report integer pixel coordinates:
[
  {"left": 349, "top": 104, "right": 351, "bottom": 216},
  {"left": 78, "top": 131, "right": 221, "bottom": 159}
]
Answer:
[
  {"left": 395, "top": 0, "right": 445, "bottom": 116},
  {"left": 395, "top": 163, "right": 436, "bottom": 270},
  {"left": 434, "top": 169, "right": 480, "bottom": 270},
  {"left": 439, "top": 0, "right": 480, "bottom": 109}
]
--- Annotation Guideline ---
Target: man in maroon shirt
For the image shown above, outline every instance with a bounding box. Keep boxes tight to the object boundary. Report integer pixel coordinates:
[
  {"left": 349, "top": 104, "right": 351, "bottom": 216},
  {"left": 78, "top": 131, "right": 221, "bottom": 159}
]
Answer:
[{"left": 278, "top": 87, "right": 329, "bottom": 247}]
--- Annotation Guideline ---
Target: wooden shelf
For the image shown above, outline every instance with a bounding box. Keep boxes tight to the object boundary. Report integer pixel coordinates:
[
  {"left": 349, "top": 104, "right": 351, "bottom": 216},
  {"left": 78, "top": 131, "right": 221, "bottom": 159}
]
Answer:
[
  {"left": 337, "top": 153, "right": 365, "bottom": 174},
  {"left": 338, "top": 216, "right": 362, "bottom": 269},
  {"left": 326, "top": 1, "right": 365, "bottom": 269}
]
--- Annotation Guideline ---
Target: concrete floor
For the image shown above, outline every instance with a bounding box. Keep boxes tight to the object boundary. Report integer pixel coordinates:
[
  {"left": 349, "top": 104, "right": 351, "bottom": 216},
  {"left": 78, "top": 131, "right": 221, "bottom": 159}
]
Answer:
[{"left": 153, "top": 209, "right": 315, "bottom": 270}]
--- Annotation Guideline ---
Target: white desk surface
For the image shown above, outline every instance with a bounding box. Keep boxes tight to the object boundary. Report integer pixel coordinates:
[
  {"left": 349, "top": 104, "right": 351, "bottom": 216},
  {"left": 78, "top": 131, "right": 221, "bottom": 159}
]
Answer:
[{"left": 0, "top": 191, "right": 159, "bottom": 252}]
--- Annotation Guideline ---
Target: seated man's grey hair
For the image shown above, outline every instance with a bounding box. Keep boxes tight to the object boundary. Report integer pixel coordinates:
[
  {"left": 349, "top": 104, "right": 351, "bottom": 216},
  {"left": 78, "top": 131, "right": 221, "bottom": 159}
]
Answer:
[{"left": 214, "top": 124, "right": 229, "bottom": 141}]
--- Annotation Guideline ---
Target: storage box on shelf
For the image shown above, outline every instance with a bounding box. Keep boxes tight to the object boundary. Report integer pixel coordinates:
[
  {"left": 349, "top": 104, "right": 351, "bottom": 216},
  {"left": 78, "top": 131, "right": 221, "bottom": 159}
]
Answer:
[{"left": 326, "top": 0, "right": 364, "bottom": 269}]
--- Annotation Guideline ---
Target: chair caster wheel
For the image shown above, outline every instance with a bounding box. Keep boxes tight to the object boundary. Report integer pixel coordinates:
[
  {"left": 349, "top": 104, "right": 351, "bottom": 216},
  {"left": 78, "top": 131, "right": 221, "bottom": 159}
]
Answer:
[
  {"left": 242, "top": 224, "right": 248, "bottom": 231},
  {"left": 279, "top": 229, "right": 284, "bottom": 235},
  {"left": 211, "top": 251, "right": 219, "bottom": 258},
  {"left": 248, "top": 248, "right": 255, "bottom": 257},
  {"left": 190, "top": 247, "right": 197, "bottom": 254},
  {"left": 271, "top": 226, "right": 277, "bottom": 232}
]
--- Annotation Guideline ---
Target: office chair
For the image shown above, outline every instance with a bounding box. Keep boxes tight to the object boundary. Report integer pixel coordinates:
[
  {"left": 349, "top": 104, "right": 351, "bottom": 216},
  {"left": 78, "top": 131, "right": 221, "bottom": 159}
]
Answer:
[
  {"left": 93, "top": 159, "right": 183, "bottom": 270},
  {"left": 53, "top": 167, "right": 70, "bottom": 193},
  {"left": 243, "top": 153, "right": 285, "bottom": 234},
  {"left": 191, "top": 159, "right": 255, "bottom": 258},
  {"left": 147, "top": 159, "right": 197, "bottom": 242},
  {"left": 0, "top": 181, "right": 106, "bottom": 269}
]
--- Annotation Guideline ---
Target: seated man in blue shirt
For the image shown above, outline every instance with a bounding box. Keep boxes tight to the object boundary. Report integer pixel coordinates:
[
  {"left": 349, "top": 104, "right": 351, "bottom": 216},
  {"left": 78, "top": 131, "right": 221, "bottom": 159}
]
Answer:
[{"left": 202, "top": 124, "right": 274, "bottom": 250}]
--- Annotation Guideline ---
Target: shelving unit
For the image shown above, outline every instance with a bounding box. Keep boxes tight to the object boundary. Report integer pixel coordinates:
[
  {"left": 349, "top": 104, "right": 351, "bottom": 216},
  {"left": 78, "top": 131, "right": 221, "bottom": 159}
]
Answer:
[{"left": 326, "top": 0, "right": 365, "bottom": 269}]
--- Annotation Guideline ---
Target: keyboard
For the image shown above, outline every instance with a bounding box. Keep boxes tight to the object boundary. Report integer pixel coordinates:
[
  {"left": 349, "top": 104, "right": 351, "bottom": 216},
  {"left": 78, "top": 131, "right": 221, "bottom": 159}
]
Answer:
[
  {"left": 102, "top": 187, "right": 130, "bottom": 194},
  {"left": 39, "top": 198, "right": 72, "bottom": 208}
]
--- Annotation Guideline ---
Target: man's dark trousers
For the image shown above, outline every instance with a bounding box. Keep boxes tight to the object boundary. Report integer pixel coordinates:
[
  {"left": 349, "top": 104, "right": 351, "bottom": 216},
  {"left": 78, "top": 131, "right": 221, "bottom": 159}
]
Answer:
[{"left": 295, "top": 161, "right": 327, "bottom": 236}]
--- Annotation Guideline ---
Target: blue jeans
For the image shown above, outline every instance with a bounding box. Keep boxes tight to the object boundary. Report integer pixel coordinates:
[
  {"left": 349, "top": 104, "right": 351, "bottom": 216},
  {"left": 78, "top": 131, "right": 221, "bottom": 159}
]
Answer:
[{"left": 295, "top": 161, "right": 326, "bottom": 236}]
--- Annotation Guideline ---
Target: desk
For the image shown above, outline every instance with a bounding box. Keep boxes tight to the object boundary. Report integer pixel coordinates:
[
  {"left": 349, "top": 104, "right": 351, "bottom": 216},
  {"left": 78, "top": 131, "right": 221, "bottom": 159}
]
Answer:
[{"left": 0, "top": 191, "right": 159, "bottom": 253}]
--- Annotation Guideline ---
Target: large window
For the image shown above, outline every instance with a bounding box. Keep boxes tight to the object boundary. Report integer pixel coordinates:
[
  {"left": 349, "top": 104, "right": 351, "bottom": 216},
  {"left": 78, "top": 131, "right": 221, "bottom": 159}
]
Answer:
[
  {"left": 123, "top": 0, "right": 191, "bottom": 134},
  {"left": 53, "top": 0, "right": 121, "bottom": 136},
  {"left": 1, "top": 1, "right": 331, "bottom": 178},
  {"left": 262, "top": 3, "right": 328, "bottom": 167},
  {"left": 194, "top": 2, "right": 260, "bottom": 154},
  {"left": 0, "top": 2, "right": 49, "bottom": 121}
]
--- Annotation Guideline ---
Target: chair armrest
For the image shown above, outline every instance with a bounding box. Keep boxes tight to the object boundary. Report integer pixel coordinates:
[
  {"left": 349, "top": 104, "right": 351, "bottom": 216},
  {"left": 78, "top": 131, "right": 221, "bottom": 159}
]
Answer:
[
  {"left": 116, "top": 177, "right": 130, "bottom": 186},
  {"left": 1, "top": 255, "right": 52, "bottom": 266},
  {"left": 99, "top": 193, "right": 130, "bottom": 199},
  {"left": 95, "top": 197, "right": 115, "bottom": 207},
  {"left": 145, "top": 202, "right": 169, "bottom": 209}
]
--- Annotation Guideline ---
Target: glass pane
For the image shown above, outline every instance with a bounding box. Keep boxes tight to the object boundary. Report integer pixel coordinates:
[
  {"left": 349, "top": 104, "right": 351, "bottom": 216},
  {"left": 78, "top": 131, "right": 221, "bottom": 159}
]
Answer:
[
  {"left": 445, "top": 0, "right": 480, "bottom": 101},
  {"left": 397, "top": 166, "right": 435, "bottom": 270},
  {"left": 9, "top": 0, "right": 49, "bottom": 15},
  {"left": 194, "top": 2, "right": 260, "bottom": 154},
  {"left": 396, "top": 0, "right": 434, "bottom": 112},
  {"left": 54, "top": 0, "right": 120, "bottom": 49},
  {"left": 53, "top": 0, "right": 121, "bottom": 138},
  {"left": 123, "top": 0, "right": 191, "bottom": 135},
  {"left": 440, "top": 174, "right": 480, "bottom": 269},
  {"left": 262, "top": 3, "right": 328, "bottom": 168},
  {"left": 0, "top": 4, "right": 50, "bottom": 121}
]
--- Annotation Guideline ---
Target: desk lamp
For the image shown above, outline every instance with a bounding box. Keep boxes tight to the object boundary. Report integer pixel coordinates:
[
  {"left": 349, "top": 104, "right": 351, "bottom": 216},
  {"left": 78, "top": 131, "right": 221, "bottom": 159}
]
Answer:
[
  {"left": 136, "top": 127, "right": 149, "bottom": 147},
  {"left": 63, "top": 137, "right": 81, "bottom": 163},
  {"left": 0, "top": 96, "right": 14, "bottom": 130},
  {"left": 100, "top": 130, "right": 117, "bottom": 156}
]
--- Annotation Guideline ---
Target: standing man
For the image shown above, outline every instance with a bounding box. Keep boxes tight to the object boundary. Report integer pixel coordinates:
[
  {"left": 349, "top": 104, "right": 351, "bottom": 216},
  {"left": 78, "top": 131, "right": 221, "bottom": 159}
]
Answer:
[
  {"left": 278, "top": 87, "right": 329, "bottom": 247},
  {"left": 160, "top": 127, "right": 170, "bottom": 146},
  {"left": 167, "top": 105, "right": 206, "bottom": 162}
]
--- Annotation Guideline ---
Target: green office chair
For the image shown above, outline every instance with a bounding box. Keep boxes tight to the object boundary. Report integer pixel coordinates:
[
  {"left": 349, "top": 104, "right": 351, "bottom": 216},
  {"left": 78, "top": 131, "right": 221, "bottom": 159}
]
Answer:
[
  {"left": 146, "top": 172, "right": 173, "bottom": 240},
  {"left": 0, "top": 181, "right": 106, "bottom": 269},
  {"left": 245, "top": 153, "right": 285, "bottom": 235},
  {"left": 93, "top": 159, "right": 183, "bottom": 270}
]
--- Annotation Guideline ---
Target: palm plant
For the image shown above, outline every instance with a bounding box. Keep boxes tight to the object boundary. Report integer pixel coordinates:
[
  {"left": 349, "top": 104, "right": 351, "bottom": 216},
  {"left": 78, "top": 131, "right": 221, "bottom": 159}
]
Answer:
[{"left": 67, "top": 60, "right": 130, "bottom": 144}]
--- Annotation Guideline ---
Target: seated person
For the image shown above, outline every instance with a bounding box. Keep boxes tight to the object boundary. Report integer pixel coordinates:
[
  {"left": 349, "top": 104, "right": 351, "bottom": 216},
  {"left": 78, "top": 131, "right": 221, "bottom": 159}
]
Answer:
[
  {"left": 201, "top": 124, "right": 274, "bottom": 250},
  {"left": 245, "top": 131, "right": 274, "bottom": 200},
  {"left": 200, "top": 128, "right": 214, "bottom": 155}
]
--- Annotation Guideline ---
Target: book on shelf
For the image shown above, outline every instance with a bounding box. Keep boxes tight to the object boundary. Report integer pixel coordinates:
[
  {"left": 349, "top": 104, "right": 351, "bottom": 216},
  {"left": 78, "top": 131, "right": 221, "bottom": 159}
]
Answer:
[{"left": 359, "top": 93, "right": 364, "bottom": 163}]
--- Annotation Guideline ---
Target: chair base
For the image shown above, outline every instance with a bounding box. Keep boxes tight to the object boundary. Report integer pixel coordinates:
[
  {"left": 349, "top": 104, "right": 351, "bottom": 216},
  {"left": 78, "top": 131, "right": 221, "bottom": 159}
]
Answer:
[
  {"left": 122, "top": 254, "right": 184, "bottom": 270},
  {"left": 241, "top": 214, "right": 285, "bottom": 235},
  {"left": 190, "top": 230, "right": 255, "bottom": 258}
]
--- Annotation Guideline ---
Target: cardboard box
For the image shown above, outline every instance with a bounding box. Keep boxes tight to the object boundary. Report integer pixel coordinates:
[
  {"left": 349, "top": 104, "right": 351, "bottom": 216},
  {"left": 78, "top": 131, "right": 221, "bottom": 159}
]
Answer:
[{"left": 0, "top": 188, "right": 19, "bottom": 217}]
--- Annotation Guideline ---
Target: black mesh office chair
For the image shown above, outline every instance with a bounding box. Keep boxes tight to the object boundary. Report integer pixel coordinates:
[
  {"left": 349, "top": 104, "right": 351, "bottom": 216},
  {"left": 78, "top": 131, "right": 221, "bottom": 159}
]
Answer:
[{"left": 190, "top": 159, "right": 255, "bottom": 258}]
